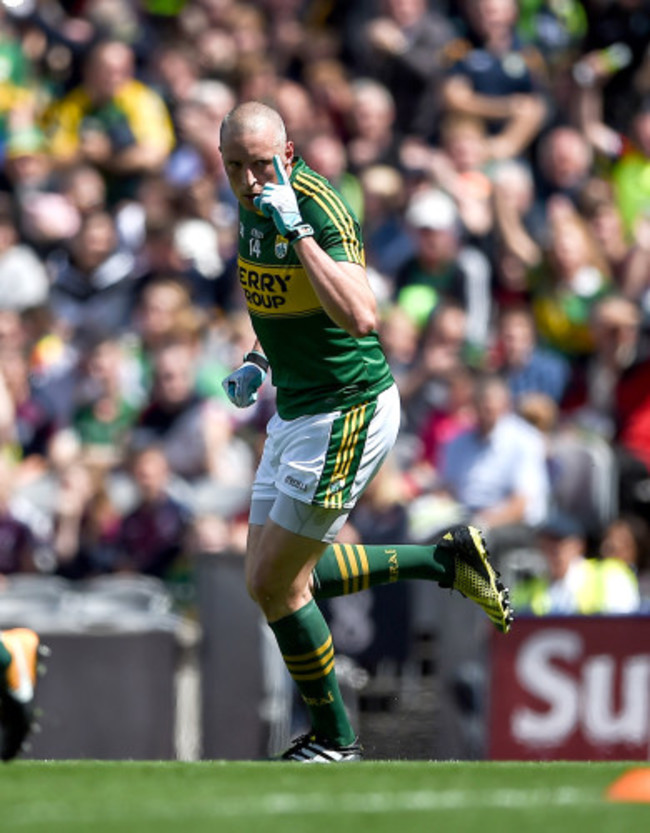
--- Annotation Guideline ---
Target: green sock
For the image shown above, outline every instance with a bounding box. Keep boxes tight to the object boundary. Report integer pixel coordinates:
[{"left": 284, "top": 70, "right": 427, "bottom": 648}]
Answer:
[
  {"left": 313, "top": 542, "right": 455, "bottom": 599},
  {"left": 269, "top": 599, "right": 355, "bottom": 746}
]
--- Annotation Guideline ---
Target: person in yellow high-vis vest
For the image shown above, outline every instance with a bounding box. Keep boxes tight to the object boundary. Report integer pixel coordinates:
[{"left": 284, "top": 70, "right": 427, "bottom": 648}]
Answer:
[{"left": 513, "top": 511, "right": 640, "bottom": 615}]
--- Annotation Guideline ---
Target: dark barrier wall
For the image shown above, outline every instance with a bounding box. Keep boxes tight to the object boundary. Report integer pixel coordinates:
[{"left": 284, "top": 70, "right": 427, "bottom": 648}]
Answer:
[
  {"left": 197, "top": 552, "right": 268, "bottom": 760},
  {"left": 28, "top": 631, "right": 177, "bottom": 760}
]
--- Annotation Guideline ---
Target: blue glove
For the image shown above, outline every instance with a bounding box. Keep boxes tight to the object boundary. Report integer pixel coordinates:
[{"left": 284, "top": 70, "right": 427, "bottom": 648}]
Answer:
[
  {"left": 222, "top": 354, "right": 267, "bottom": 408},
  {"left": 254, "top": 155, "right": 314, "bottom": 242}
]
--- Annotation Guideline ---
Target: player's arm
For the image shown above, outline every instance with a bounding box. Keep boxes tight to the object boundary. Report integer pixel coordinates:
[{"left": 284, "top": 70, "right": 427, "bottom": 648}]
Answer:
[
  {"left": 292, "top": 239, "right": 377, "bottom": 337},
  {"left": 255, "top": 155, "right": 377, "bottom": 338}
]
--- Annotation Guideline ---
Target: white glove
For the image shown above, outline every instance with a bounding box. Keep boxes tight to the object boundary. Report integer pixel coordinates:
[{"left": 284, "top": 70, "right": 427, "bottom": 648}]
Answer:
[
  {"left": 254, "top": 155, "right": 314, "bottom": 242},
  {"left": 222, "top": 352, "right": 268, "bottom": 408}
]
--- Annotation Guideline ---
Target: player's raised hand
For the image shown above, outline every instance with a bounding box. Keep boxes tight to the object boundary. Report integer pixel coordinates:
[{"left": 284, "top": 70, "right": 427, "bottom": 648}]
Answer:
[
  {"left": 254, "top": 154, "right": 313, "bottom": 241},
  {"left": 273, "top": 154, "right": 291, "bottom": 186}
]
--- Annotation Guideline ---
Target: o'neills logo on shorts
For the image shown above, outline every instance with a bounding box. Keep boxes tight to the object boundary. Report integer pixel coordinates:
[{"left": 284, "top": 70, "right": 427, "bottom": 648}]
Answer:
[
  {"left": 285, "top": 475, "right": 308, "bottom": 492},
  {"left": 238, "top": 259, "right": 321, "bottom": 316}
]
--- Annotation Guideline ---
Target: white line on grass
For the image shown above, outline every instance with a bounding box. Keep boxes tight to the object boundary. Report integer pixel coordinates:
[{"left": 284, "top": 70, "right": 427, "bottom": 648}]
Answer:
[
  {"left": 241, "top": 787, "right": 598, "bottom": 817},
  {"left": 8, "top": 787, "right": 602, "bottom": 826}
]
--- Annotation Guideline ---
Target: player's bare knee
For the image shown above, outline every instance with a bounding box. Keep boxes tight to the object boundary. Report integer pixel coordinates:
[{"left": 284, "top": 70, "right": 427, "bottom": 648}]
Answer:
[
  {"left": 247, "top": 566, "right": 310, "bottom": 619},
  {"left": 246, "top": 562, "right": 282, "bottom": 607}
]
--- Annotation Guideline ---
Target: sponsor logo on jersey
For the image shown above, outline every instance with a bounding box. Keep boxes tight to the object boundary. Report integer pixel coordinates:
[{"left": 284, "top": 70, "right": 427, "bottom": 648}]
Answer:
[{"left": 238, "top": 258, "right": 321, "bottom": 316}]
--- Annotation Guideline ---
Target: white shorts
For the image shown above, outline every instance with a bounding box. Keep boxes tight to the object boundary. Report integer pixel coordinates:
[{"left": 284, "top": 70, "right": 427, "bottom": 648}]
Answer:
[{"left": 250, "top": 384, "right": 401, "bottom": 541}]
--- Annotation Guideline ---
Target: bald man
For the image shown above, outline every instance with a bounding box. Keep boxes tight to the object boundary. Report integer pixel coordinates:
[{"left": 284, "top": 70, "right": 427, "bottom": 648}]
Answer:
[{"left": 219, "top": 102, "right": 513, "bottom": 762}]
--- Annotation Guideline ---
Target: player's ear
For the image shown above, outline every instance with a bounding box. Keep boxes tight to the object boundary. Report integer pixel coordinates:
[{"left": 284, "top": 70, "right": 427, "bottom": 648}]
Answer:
[{"left": 284, "top": 140, "right": 295, "bottom": 167}]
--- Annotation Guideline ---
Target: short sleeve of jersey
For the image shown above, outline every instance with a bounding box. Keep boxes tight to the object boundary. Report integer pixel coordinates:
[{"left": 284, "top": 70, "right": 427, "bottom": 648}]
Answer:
[{"left": 291, "top": 160, "right": 365, "bottom": 266}]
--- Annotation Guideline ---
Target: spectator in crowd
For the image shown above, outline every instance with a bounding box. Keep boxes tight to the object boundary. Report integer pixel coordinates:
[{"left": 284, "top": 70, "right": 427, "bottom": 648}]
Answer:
[
  {"left": 148, "top": 41, "right": 203, "bottom": 114},
  {"left": 129, "top": 274, "right": 194, "bottom": 380},
  {"left": 118, "top": 444, "right": 192, "bottom": 579},
  {"left": 529, "top": 200, "right": 612, "bottom": 359},
  {"left": 563, "top": 293, "right": 643, "bottom": 436},
  {"left": 60, "top": 164, "right": 107, "bottom": 221},
  {"left": 578, "top": 176, "right": 650, "bottom": 298},
  {"left": 395, "top": 187, "right": 492, "bottom": 350},
  {"left": 302, "top": 132, "right": 364, "bottom": 225},
  {"left": 491, "top": 158, "right": 545, "bottom": 304},
  {"left": 577, "top": 0, "right": 650, "bottom": 135},
  {"left": 441, "top": 0, "right": 548, "bottom": 161},
  {"left": 131, "top": 338, "right": 217, "bottom": 481},
  {"left": 560, "top": 292, "right": 650, "bottom": 542},
  {"left": 516, "top": 389, "right": 560, "bottom": 439},
  {"left": 301, "top": 58, "right": 355, "bottom": 140},
  {"left": 0, "top": 196, "right": 50, "bottom": 312},
  {"left": 535, "top": 126, "right": 595, "bottom": 208},
  {"left": 512, "top": 510, "right": 640, "bottom": 614},
  {"left": 71, "top": 333, "right": 139, "bottom": 466},
  {"left": 409, "top": 363, "right": 477, "bottom": 496},
  {"left": 579, "top": 88, "right": 650, "bottom": 237},
  {"left": 11, "top": 426, "right": 82, "bottom": 538},
  {"left": 0, "top": 457, "right": 36, "bottom": 575},
  {"left": 172, "top": 188, "right": 227, "bottom": 301},
  {"left": 354, "top": 0, "right": 457, "bottom": 140},
  {"left": 0, "top": 12, "right": 36, "bottom": 148},
  {"left": 345, "top": 78, "right": 401, "bottom": 173},
  {"left": 491, "top": 304, "right": 571, "bottom": 404},
  {"left": 52, "top": 459, "right": 122, "bottom": 579},
  {"left": 610, "top": 99, "right": 650, "bottom": 239},
  {"left": 398, "top": 301, "right": 472, "bottom": 441},
  {"left": 0, "top": 348, "right": 58, "bottom": 480},
  {"left": 377, "top": 303, "right": 420, "bottom": 391},
  {"left": 263, "top": 0, "right": 317, "bottom": 80},
  {"left": 44, "top": 39, "right": 175, "bottom": 202},
  {"left": 610, "top": 324, "right": 650, "bottom": 522},
  {"left": 0, "top": 126, "right": 81, "bottom": 252},
  {"left": 358, "top": 164, "right": 413, "bottom": 278},
  {"left": 0, "top": 310, "right": 27, "bottom": 354},
  {"left": 599, "top": 513, "right": 650, "bottom": 578},
  {"left": 401, "top": 113, "right": 495, "bottom": 244},
  {"left": 47, "top": 210, "right": 137, "bottom": 340},
  {"left": 516, "top": 0, "right": 587, "bottom": 70},
  {"left": 128, "top": 274, "right": 234, "bottom": 404},
  {"left": 114, "top": 172, "right": 175, "bottom": 256},
  {"left": 136, "top": 213, "right": 219, "bottom": 309},
  {"left": 168, "top": 79, "right": 236, "bottom": 185},
  {"left": 131, "top": 337, "right": 254, "bottom": 514},
  {"left": 438, "top": 373, "right": 550, "bottom": 551},
  {"left": 433, "top": 113, "right": 494, "bottom": 243},
  {"left": 272, "top": 78, "right": 322, "bottom": 151}
]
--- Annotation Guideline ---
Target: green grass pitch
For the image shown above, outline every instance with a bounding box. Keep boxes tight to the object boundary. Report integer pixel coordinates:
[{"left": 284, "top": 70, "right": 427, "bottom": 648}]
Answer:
[{"left": 1, "top": 761, "right": 649, "bottom": 833}]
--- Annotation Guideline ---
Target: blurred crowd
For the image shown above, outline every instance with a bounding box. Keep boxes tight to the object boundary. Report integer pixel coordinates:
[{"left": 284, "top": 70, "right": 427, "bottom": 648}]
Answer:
[{"left": 0, "top": 0, "right": 649, "bottom": 614}]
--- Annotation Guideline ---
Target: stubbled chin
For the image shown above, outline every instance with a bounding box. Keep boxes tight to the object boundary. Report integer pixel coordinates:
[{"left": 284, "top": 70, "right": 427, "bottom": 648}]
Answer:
[
  {"left": 241, "top": 196, "right": 260, "bottom": 212},
  {"left": 243, "top": 198, "right": 265, "bottom": 216}
]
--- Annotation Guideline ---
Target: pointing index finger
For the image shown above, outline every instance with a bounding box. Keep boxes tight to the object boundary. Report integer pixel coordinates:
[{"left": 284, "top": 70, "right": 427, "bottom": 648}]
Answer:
[{"left": 273, "top": 154, "right": 290, "bottom": 185}]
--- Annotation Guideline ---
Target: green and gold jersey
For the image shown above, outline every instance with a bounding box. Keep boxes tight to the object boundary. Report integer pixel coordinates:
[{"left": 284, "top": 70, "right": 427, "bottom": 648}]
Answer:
[{"left": 237, "top": 157, "right": 393, "bottom": 419}]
